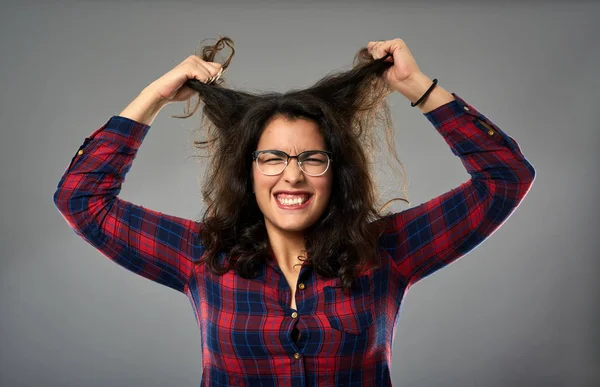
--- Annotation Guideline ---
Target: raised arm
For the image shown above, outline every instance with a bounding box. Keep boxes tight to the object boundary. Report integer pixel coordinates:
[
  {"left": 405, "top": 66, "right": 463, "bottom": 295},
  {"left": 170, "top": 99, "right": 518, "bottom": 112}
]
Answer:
[
  {"left": 52, "top": 56, "right": 224, "bottom": 293},
  {"left": 52, "top": 113, "right": 201, "bottom": 293},
  {"left": 365, "top": 39, "right": 535, "bottom": 290},
  {"left": 378, "top": 77, "right": 536, "bottom": 290}
]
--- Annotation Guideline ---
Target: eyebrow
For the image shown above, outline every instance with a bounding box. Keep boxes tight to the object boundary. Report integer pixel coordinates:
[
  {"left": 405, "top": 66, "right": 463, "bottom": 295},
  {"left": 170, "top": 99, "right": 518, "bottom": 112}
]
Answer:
[
  {"left": 257, "top": 149, "right": 329, "bottom": 153},
  {"left": 256, "top": 150, "right": 332, "bottom": 158}
]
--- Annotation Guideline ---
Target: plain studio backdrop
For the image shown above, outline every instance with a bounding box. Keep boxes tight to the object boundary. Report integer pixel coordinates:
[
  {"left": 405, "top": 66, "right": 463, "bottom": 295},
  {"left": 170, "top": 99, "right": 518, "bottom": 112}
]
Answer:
[{"left": 1, "top": 0, "right": 598, "bottom": 386}]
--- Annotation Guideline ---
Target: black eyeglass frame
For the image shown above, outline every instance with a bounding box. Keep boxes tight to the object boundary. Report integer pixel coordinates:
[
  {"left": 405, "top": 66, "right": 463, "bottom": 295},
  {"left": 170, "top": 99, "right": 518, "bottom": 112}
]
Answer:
[{"left": 252, "top": 149, "right": 333, "bottom": 176}]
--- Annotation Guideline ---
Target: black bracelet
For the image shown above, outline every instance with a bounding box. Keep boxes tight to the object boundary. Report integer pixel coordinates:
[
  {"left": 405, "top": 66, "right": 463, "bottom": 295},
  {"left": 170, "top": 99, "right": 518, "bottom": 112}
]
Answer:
[{"left": 410, "top": 78, "right": 438, "bottom": 107}]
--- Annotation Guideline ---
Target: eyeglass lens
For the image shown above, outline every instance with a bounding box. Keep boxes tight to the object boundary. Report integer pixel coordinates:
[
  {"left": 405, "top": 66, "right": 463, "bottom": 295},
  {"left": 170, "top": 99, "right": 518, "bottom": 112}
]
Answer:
[{"left": 256, "top": 150, "right": 329, "bottom": 176}]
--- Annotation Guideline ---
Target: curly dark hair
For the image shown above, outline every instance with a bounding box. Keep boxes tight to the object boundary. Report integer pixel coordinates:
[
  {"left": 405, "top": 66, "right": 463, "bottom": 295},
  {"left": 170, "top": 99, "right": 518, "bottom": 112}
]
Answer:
[{"left": 172, "top": 36, "right": 410, "bottom": 291}]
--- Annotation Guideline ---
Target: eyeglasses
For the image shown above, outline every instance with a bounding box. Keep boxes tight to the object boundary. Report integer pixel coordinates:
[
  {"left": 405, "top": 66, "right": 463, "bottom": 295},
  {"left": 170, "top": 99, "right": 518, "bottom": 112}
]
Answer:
[{"left": 252, "top": 150, "right": 333, "bottom": 176}]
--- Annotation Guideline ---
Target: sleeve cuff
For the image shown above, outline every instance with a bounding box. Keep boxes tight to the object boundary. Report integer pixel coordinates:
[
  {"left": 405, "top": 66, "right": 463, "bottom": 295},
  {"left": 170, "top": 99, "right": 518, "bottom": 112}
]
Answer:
[
  {"left": 87, "top": 115, "right": 152, "bottom": 149},
  {"left": 424, "top": 92, "right": 520, "bottom": 149},
  {"left": 423, "top": 92, "right": 479, "bottom": 127}
]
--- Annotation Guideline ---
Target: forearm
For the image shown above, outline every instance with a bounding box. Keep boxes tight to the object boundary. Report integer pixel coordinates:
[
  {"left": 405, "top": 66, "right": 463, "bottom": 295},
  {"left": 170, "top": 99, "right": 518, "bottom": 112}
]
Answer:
[
  {"left": 393, "top": 72, "right": 456, "bottom": 114},
  {"left": 118, "top": 88, "right": 167, "bottom": 126}
]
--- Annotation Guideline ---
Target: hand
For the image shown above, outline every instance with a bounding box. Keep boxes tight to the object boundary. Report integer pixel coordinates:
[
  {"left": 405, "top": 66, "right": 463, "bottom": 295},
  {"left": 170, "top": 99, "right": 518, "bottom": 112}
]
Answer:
[
  {"left": 367, "top": 38, "right": 422, "bottom": 92},
  {"left": 144, "top": 55, "right": 223, "bottom": 105}
]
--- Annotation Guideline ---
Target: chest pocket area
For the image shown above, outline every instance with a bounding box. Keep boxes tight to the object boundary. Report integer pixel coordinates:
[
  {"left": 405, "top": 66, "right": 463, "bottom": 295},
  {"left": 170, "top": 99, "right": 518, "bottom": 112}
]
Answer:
[{"left": 323, "top": 275, "right": 375, "bottom": 335}]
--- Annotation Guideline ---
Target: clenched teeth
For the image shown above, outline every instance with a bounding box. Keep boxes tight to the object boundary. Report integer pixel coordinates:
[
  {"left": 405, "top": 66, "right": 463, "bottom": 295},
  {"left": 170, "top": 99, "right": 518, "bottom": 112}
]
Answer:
[{"left": 275, "top": 194, "right": 310, "bottom": 206}]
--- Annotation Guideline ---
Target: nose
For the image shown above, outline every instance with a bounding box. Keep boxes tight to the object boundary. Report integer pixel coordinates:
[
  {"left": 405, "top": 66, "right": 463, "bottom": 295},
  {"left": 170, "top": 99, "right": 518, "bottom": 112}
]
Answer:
[{"left": 282, "top": 158, "right": 305, "bottom": 184}]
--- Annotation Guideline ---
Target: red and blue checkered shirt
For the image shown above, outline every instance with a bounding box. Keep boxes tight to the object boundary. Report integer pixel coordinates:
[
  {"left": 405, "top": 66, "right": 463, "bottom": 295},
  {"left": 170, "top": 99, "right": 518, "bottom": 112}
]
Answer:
[{"left": 53, "top": 93, "right": 535, "bottom": 386}]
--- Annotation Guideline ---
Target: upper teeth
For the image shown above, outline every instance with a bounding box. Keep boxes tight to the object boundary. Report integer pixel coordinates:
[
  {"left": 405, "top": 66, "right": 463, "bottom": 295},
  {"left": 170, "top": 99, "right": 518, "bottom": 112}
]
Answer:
[{"left": 276, "top": 194, "right": 309, "bottom": 205}]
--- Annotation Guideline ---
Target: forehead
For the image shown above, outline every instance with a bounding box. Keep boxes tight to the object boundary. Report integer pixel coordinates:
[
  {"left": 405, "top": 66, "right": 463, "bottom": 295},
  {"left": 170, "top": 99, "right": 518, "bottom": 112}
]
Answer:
[{"left": 256, "top": 116, "right": 326, "bottom": 150}]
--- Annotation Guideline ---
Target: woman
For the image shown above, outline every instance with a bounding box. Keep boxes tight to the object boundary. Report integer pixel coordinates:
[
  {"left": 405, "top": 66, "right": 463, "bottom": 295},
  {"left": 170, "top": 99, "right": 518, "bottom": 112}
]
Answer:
[{"left": 53, "top": 37, "right": 535, "bottom": 386}]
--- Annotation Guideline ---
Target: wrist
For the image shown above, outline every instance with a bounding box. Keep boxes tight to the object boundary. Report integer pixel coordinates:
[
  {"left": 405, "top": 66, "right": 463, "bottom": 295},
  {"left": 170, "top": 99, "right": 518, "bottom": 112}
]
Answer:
[
  {"left": 139, "top": 86, "right": 170, "bottom": 108},
  {"left": 393, "top": 72, "right": 455, "bottom": 114},
  {"left": 392, "top": 72, "right": 432, "bottom": 101}
]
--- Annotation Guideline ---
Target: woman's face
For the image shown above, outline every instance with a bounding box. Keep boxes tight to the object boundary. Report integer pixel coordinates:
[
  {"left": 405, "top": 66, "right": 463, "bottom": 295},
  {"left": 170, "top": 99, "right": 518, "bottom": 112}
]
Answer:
[{"left": 252, "top": 115, "right": 333, "bottom": 234}]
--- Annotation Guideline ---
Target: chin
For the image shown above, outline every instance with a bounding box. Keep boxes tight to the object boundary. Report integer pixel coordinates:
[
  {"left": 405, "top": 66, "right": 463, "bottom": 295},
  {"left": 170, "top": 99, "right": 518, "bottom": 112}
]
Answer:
[{"left": 274, "top": 220, "right": 311, "bottom": 233}]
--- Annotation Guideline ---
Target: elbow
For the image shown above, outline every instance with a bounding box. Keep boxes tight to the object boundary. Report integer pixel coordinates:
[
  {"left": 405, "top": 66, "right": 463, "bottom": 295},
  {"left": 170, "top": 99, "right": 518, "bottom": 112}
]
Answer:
[
  {"left": 521, "top": 158, "right": 536, "bottom": 185},
  {"left": 52, "top": 185, "right": 70, "bottom": 214},
  {"left": 52, "top": 186, "right": 92, "bottom": 236},
  {"left": 52, "top": 186, "right": 64, "bottom": 212}
]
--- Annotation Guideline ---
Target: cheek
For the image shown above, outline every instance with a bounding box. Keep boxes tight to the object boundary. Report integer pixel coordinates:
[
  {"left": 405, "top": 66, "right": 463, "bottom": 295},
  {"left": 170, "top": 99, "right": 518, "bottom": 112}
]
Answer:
[
  {"left": 321, "top": 172, "right": 334, "bottom": 193},
  {"left": 314, "top": 176, "right": 333, "bottom": 203},
  {"left": 252, "top": 168, "right": 264, "bottom": 190},
  {"left": 251, "top": 169, "right": 257, "bottom": 191},
  {"left": 252, "top": 171, "right": 276, "bottom": 199}
]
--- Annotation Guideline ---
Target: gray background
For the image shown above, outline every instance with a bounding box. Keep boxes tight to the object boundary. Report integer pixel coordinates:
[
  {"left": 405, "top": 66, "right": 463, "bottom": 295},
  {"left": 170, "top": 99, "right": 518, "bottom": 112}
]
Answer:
[{"left": 1, "top": 0, "right": 598, "bottom": 386}]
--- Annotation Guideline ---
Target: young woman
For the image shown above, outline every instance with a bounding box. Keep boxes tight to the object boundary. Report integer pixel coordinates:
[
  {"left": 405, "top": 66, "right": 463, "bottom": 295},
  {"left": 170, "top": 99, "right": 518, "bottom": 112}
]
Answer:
[{"left": 53, "top": 37, "right": 535, "bottom": 386}]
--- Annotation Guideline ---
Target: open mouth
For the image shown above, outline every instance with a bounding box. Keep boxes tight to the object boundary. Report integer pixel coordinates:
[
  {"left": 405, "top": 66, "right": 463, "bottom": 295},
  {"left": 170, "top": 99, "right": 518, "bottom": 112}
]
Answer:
[{"left": 274, "top": 193, "right": 313, "bottom": 209}]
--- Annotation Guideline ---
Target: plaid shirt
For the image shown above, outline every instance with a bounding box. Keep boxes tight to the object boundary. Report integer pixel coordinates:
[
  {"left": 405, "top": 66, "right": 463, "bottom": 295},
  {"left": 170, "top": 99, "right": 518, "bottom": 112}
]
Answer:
[{"left": 53, "top": 93, "right": 535, "bottom": 386}]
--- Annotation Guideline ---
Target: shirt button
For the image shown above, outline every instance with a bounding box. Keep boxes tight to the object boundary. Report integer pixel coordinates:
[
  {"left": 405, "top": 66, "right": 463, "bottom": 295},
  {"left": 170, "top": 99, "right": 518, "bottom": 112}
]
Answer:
[
  {"left": 77, "top": 150, "right": 84, "bottom": 156},
  {"left": 298, "top": 283, "right": 305, "bottom": 290},
  {"left": 463, "top": 106, "right": 470, "bottom": 111},
  {"left": 487, "top": 129, "right": 495, "bottom": 135},
  {"left": 291, "top": 312, "right": 298, "bottom": 318},
  {"left": 293, "top": 353, "right": 301, "bottom": 359}
]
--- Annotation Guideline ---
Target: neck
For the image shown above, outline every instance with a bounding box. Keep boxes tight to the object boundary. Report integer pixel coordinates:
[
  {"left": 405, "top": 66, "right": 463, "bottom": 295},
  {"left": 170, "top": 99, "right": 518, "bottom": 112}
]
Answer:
[{"left": 265, "top": 222, "right": 307, "bottom": 272}]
